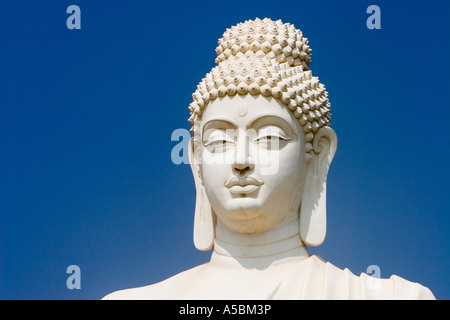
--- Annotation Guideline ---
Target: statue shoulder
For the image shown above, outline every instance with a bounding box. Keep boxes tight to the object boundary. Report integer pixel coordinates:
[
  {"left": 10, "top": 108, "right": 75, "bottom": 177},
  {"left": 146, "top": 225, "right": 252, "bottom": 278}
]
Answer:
[
  {"left": 102, "top": 263, "right": 209, "bottom": 300},
  {"left": 386, "top": 275, "right": 435, "bottom": 300},
  {"left": 307, "top": 256, "right": 435, "bottom": 300}
]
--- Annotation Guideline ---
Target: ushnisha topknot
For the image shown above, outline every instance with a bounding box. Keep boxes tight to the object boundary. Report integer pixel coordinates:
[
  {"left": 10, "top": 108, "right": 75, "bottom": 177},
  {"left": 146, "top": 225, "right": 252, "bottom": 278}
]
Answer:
[
  {"left": 188, "top": 18, "right": 331, "bottom": 161},
  {"left": 215, "top": 17, "right": 312, "bottom": 69}
]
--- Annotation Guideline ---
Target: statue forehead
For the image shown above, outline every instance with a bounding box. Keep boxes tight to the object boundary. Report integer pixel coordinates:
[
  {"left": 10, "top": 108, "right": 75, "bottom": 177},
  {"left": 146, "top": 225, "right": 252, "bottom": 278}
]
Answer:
[{"left": 201, "top": 95, "right": 297, "bottom": 128}]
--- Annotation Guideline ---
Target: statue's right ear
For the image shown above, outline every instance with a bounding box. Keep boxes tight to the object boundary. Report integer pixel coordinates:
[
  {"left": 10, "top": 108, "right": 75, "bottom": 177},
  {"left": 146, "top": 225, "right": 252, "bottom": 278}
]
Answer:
[{"left": 188, "top": 138, "right": 215, "bottom": 251}]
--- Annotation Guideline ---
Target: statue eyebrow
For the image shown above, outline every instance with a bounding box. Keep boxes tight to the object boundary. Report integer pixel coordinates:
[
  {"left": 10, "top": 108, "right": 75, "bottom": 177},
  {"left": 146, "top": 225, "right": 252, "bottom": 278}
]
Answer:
[
  {"left": 246, "top": 114, "right": 297, "bottom": 137},
  {"left": 202, "top": 118, "right": 238, "bottom": 140}
]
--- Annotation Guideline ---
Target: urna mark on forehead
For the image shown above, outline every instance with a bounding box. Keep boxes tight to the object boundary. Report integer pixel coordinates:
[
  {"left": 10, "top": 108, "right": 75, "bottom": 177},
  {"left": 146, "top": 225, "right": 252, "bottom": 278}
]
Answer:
[{"left": 237, "top": 103, "right": 247, "bottom": 117}]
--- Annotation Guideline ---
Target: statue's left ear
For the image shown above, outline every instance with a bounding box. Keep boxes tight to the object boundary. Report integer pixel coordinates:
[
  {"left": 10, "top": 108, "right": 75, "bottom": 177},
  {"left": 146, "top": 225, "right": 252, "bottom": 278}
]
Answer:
[
  {"left": 299, "top": 127, "right": 337, "bottom": 246},
  {"left": 188, "top": 138, "right": 215, "bottom": 251}
]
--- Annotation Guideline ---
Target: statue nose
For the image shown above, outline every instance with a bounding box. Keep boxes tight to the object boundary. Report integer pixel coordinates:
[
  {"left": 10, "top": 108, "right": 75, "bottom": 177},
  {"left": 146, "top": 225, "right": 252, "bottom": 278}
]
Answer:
[
  {"left": 233, "top": 162, "right": 254, "bottom": 173},
  {"left": 233, "top": 130, "right": 254, "bottom": 173}
]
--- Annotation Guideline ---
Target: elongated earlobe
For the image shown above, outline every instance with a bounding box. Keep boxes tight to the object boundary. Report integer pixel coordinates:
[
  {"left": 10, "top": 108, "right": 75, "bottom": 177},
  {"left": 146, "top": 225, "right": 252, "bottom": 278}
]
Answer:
[
  {"left": 188, "top": 138, "right": 215, "bottom": 251},
  {"left": 300, "top": 127, "right": 337, "bottom": 246}
]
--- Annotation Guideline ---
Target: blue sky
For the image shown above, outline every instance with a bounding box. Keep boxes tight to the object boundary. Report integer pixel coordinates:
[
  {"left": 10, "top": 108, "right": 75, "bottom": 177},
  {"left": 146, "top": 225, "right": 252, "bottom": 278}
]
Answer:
[{"left": 0, "top": 0, "right": 449, "bottom": 299}]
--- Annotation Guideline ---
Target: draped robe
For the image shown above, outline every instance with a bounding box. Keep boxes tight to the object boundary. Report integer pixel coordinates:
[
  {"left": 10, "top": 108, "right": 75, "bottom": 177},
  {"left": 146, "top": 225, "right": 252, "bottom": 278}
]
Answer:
[{"left": 103, "top": 253, "right": 434, "bottom": 300}]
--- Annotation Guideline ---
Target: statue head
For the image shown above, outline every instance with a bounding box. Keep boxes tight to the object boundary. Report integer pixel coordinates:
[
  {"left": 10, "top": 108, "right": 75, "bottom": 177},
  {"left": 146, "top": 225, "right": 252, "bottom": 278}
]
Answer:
[{"left": 187, "top": 18, "right": 337, "bottom": 251}]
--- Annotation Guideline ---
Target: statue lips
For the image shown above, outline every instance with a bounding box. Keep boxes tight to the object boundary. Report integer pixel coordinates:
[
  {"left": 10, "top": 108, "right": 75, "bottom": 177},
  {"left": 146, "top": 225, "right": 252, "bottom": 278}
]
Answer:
[{"left": 225, "top": 176, "right": 264, "bottom": 195}]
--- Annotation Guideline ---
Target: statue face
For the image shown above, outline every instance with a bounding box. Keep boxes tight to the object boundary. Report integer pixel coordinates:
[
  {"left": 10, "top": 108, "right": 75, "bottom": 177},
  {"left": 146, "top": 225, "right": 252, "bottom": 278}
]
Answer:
[{"left": 199, "top": 95, "right": 306, "bottom": 234}]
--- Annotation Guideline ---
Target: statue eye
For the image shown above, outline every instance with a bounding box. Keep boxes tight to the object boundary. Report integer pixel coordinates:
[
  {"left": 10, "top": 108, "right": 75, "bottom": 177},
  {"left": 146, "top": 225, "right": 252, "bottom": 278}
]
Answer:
[
  {"left": 254, "top": 127, "right": 291, "bottom": 148},
  {"left": 206, "top": 139, "right": 232, "bottom": 146},
  {"left": 255, "top": 134, "right": 284, "bottom": 143},
  {"left": 257, "top": 134, "right": 278, "bottom": 141},
  {"left": 204, "top": 130, "right": 235, "bottom": 152}
]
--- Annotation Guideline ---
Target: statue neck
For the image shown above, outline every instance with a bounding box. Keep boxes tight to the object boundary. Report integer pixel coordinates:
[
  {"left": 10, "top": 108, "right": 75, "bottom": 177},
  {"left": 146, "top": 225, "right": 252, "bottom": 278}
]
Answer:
[{"left": 211, "top": 214, "right": 310, "bottom": 269}]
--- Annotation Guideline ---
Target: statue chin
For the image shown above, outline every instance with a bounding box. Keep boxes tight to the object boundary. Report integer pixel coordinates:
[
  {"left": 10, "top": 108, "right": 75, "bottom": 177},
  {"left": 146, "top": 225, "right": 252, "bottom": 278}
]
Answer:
[{"left": 102, "top": 17, "right": 435, "bottom": 300}]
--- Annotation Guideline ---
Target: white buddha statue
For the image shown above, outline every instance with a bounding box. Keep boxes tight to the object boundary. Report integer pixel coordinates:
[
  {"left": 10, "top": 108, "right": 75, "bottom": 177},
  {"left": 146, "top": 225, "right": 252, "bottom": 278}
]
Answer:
[{"left": 103, "top": 18, "right": 435, "bottom": 300}]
